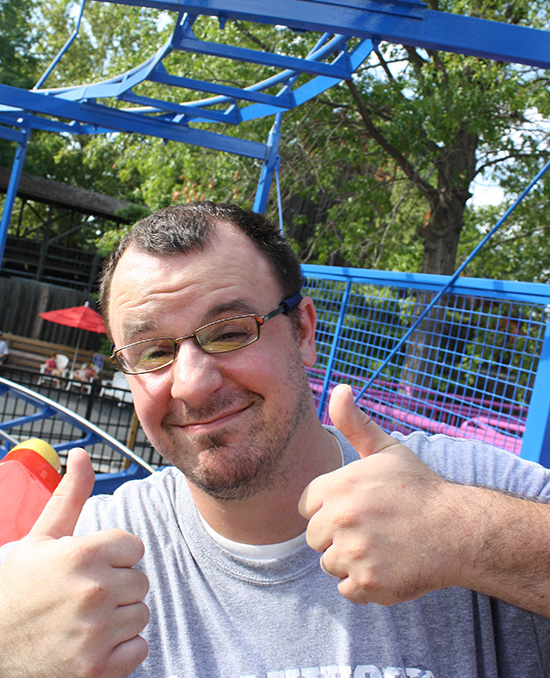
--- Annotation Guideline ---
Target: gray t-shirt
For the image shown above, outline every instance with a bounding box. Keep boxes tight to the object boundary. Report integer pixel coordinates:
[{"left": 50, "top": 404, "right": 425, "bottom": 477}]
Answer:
[{"left": 71, "top": 429, "right": 550, "bottom": 678}]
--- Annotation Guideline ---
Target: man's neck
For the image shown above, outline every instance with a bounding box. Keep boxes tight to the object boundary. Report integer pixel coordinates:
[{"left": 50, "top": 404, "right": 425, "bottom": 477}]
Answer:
[{"left": 188, "top": 423, "right": 341, "bottom": 545}]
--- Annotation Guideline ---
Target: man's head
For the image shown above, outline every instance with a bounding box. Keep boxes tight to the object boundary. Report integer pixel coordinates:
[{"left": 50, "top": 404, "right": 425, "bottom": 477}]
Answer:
[
  {"left": 99, "top": 202, "right": 303, "bottom": 338},
  {"left": 101, "top": 202, "right": 320, "bottom": 502}
]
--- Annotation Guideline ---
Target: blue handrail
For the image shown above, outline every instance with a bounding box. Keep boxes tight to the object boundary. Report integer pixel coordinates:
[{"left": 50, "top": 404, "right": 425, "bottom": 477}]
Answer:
[{"left": 0, "top": 377, "right": 155, "bottom": 493}]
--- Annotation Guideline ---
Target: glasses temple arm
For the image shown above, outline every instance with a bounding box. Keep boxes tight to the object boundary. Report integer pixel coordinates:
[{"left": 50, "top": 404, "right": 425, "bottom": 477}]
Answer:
[{"left": 280, "top": 292, "right": 303, "bottom": 315}]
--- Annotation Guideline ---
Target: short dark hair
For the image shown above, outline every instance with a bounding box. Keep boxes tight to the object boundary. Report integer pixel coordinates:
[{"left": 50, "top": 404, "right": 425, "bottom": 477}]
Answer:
[{"left": 99, "top": 202, "right": 304, "bottom": 336}]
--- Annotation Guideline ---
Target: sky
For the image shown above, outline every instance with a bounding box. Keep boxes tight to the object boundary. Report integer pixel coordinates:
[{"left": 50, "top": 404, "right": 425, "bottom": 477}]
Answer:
[{"left": 470, "top": 177, "right": 505, "bottom": 207}]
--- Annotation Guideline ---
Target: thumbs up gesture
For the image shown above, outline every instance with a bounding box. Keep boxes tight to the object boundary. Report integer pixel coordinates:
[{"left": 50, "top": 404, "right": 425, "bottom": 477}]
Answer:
[
  {"left": 0, "top": 448, "right": 150, "bottom": 678},
  {"left": 299, "top": 384, "right": 461, "bottom": 606}
]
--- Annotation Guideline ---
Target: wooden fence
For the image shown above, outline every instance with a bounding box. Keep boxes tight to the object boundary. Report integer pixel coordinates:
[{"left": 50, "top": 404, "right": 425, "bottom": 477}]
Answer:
[
  {"left": 0, "top": 277, "right": 104, "bottom": 353},
  {"left": 3, "top": 332, "right": 102, "bottom": 373}
]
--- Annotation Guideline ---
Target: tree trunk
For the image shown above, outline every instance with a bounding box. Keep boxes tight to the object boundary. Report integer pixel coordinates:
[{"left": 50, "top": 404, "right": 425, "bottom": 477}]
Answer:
[
  {"left": 420, "top": 191, "right": 468, "bottom": 275},
  {"left": 402, "top": 129, "right": 478, "bottom": 392},
  {"left": 420, "top": 128, "right": 478, "bottom": 275}
]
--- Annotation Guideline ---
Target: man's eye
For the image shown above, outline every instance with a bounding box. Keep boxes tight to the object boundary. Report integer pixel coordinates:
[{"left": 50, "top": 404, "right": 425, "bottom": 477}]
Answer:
[
  {"left": 143, "top": 345, "right": 171, "bottom": 358},
  {"left": 201, "top": 320, "right": 255, "bottom": 349},
  {"left": 138, "top": 343, "right": 173, "bottom": 365},
  {"left": 214, "top": 326, "right": 250, "bottom": 342}
]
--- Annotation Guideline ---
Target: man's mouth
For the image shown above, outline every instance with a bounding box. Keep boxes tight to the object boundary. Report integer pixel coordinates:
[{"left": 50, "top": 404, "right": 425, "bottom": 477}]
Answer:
[{"left": 177, "top": 404, "right": 252, "bottom": 436}]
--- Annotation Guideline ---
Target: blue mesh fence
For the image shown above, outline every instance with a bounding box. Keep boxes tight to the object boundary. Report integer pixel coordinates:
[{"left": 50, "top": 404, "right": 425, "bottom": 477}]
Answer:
[
  {"left": 303, "top": 265, "right": 550, "bottom": 465},
  {"left": 2, "top": 267, "right": 549, "bottom": 472}
]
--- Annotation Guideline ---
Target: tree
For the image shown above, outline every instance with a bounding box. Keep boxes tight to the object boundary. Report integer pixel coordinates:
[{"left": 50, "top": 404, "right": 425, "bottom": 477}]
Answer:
[
  {"left": 4, "top": 0, "right": 550, "bottom": 284},
  {"left": 0, "top": 0, "right": 43, "bottom": 168},
  {"left": 273, "top": 0, "right": 550, "bottom": 278},
  {"left": 0, "top": 0, "right": 41, "bottom": 89}
]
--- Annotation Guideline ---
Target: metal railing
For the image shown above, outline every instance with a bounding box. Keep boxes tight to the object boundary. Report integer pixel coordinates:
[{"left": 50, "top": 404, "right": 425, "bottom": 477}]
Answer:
[
  {"left": 303, "top": 266, "right": 550, "bottom": 467},
  {"left": 0, "top": 374, "right": 156, "bottom": 493}
]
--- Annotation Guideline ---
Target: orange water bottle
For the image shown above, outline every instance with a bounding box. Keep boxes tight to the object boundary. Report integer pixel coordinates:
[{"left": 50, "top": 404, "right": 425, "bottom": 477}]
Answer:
[{"left": 0, "top": 438, "right": 62, "bottom": 546}]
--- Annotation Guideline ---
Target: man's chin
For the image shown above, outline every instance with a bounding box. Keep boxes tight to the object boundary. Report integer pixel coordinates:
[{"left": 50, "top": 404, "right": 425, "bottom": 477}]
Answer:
[{"left": 187, "top": 458, "right": 267, "bottom": 502}]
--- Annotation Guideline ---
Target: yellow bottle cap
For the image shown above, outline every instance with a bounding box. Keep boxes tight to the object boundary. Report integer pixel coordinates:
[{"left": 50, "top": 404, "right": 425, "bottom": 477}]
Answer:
[{"left": 10, "top": 438, "right": 62, "bottom": 473}]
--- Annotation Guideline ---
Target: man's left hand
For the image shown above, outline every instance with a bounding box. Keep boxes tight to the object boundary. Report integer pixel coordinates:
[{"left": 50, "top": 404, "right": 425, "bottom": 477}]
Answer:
[{"left": 299, "top": 383, "right": 463, "bottom": 605}]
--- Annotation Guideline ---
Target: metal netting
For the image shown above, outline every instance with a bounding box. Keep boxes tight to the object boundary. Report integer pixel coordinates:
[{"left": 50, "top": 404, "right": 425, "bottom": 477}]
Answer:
[{"left": 303, "top": 267, "right": 550, "bottom": 461}]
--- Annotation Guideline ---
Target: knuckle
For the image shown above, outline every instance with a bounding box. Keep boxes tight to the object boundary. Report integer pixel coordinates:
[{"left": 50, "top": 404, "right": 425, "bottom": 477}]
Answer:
[
  {"left": 113, "top": 529, "right": 145, "bottom": 559},
  {"left": 354, "top": 569, "right": 377, "bottom": 592},
  {"left": 78, "top": 578, "right": 109, "bottom": 607},
  {"left": 332, "top": 505, "right": 361, "bottom": 530},
  {"left": 72, "top": 653, "right": 109, "bottom": 678},
  {"left": 58, "top": 535, "right": 96, "bottom": 569},
  {"left": 346, "top": 542, "right": 370, "bottom": 564},
  {"left": 124, "top": 568, "right": 149, "bottom": 603},
  {"left": 133, "top": 568, "right": 150, "bottom": 596}
]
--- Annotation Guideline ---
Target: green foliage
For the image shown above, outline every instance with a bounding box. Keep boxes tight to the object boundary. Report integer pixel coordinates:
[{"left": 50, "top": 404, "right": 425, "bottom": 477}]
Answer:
[
  {"left": 3, "top": 0, "right": 550, "bottom": 281},
  {"left": 458, "top": 300, "right": 544, "bottom": 405},
  {"left": 0, "top": 0, "right": 42, "bottom": 88},
  {"left": 95, "top": 225, "right": 132, "bottom": 258}
]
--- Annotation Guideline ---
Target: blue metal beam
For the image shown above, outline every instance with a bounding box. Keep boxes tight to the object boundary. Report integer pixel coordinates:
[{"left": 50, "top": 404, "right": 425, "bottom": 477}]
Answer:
[
  {"left": 94, "top": 0, "right": 550, "bottom": 69},
  {"left": 238, "top": 38, "right": 373, "bottom": 122},
  {"left": 148, "top": 67, "right": 295, "bottom": 109},
  {"left": 253, "top": 113, "right": 283, "bottom": 213},
  {"left": 0, "top": 113, "right": 87, "bottom": 136},
  {"left": 117, "top": 92, "right": 243, "bottom": 124},
  {"left": 0, "top": 126, "right": 26, "bottom": 144},
  {"left": 0, "top": 84, "right": 267, "bottom": 159},
  {"left": 0, "top": 129, "right": 30, "bottom": 267},
  {"left": 173, "top": 34, "right": 354, "bottom": 80}
]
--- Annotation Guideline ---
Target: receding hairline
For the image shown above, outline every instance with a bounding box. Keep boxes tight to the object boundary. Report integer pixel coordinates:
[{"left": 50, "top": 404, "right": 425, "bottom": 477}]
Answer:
[
  {"left": 100, "top": 217, "right": 219, "bottom": 337},
  {"left": 102, "top": 221, "right": 289, "bottom": 338},
  {"left": 99, "top": 203, "right": 304, "bottom": 337}
]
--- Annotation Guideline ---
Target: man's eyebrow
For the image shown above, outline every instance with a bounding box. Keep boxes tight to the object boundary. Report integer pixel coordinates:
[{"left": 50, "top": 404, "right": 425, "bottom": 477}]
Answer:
[
  {"left": 121, "top": 319, "right": 159, "bottom": 343},
  {"left": 202, "top": 300, "right": 258, "bottom": 324}
]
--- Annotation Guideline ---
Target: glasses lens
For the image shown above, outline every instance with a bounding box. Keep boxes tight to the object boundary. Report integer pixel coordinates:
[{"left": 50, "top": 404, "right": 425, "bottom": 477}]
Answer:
[
  {"left": 118, "top": 338, "right": 175, "bottom": 373},
  {"left": 198, "top": 316, "right": 259, "bottom": 353}
]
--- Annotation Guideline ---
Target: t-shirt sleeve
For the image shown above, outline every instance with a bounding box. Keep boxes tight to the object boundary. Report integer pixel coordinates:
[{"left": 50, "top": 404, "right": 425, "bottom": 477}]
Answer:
[{"left": 391, "top": 430, "right": 550, "bottom": 501}]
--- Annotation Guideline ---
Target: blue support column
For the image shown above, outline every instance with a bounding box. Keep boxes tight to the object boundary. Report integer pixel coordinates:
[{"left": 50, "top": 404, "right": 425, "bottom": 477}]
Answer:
[
  {"left": 0, "top": 128, "right": 30, "bottom": 268},
  {"left": 519, "top": 317, "right": 550, "bottom": 467},
  {"left": 316, "top": 280, "right": 352, "bottom": 420},
  {"left": 253, "top": 113, "right": 283, "bottom": 214}
]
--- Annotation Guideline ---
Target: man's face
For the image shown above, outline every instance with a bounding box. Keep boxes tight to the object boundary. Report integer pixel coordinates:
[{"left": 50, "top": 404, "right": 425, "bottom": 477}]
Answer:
[{"left": 108, "top": 223, "right": 317, "bottom": 501}]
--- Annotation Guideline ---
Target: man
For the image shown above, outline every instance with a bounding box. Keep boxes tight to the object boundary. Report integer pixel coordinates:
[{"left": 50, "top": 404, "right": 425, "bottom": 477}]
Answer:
[
  {"left": 0, "top": 331, "right": 9, "bottom": 365},
  {"left": 1, "top": 201, "right": 550, "bottom": 678}
]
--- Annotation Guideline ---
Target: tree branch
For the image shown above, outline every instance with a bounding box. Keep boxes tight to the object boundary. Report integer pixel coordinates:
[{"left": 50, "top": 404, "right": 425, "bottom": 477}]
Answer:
[
  {"left": 474, "top": 151, "right": 548, "bottom": 177},
  {"left": 346, "top": 79, "right": 436, "bottom": 199},
  {"left": 374, "top": 47, "right": 397, "bottom": 82},
  {"left": 233, "top": 20, "right": 271, "bottom": 52}
]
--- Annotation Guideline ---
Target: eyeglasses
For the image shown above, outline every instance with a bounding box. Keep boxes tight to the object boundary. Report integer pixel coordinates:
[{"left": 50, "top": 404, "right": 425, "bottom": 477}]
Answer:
[{"left": 110, "top": 292, "right": 303, "bottom": 375}]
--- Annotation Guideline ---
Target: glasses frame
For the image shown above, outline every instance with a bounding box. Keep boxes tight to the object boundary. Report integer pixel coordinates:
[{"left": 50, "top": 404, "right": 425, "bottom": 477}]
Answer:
[{"left": 110, "top": 292, "right": 303, "bottom": 375}]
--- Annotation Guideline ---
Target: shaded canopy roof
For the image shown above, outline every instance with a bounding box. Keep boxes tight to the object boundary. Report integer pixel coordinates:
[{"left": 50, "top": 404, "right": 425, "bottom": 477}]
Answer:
[{"left": 0, "top": 166, "right": 138, "bottom": 223}]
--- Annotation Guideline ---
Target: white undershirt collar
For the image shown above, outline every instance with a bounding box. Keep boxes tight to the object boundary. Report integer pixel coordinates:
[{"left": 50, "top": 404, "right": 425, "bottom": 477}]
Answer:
[{"left": 198, "top": 432, "right": 344, "bottom": 561}]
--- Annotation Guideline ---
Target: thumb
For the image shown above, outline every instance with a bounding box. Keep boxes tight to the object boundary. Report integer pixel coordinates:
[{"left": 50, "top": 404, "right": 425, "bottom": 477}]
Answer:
[
  {"left": 29, "top": 447, "right": 95, "bottom": 539},
  {"left": 328, "top": 384, "right": 396, "bottom": 459}
]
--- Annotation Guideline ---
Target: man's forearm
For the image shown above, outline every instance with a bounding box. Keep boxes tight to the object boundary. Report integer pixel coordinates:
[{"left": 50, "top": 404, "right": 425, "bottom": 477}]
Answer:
[{"left": 452, "top": 482, "right": 550, "bottom": 616}]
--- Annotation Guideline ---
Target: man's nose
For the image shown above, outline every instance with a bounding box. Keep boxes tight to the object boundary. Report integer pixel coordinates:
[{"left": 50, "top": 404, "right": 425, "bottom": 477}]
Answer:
[{"left": 169, "top": 339, "right": 223, "bottom": 405}]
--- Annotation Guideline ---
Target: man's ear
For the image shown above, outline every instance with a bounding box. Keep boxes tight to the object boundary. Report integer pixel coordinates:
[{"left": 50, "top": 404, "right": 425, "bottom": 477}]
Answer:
[{"left": 296, "top": 296, "right": 317, "bottom": 367}]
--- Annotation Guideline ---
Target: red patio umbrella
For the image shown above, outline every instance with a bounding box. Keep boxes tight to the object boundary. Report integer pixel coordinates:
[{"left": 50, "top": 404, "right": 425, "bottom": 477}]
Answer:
[{"left": 39, "top": 301, "right": 106, "bottom": 374}]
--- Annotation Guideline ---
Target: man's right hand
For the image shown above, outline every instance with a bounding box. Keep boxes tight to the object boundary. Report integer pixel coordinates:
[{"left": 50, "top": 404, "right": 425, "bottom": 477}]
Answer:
[{"left": 0, "top": 448, "right": 150, "bottom": 678}]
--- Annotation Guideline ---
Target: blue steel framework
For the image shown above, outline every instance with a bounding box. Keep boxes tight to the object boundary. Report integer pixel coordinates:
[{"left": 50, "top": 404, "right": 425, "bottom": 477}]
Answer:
[
  {"left": 0, "top": 1, "right": 550, "bottom": 468},
  {"left": 0, "top": 377, "right": 154, "bottom": 492},
  {"left": 3, "top": 0, "right": 550, "bottom": 260},
  {"left": 303, "top": 267, "right": 550, "bottom": 467}
]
